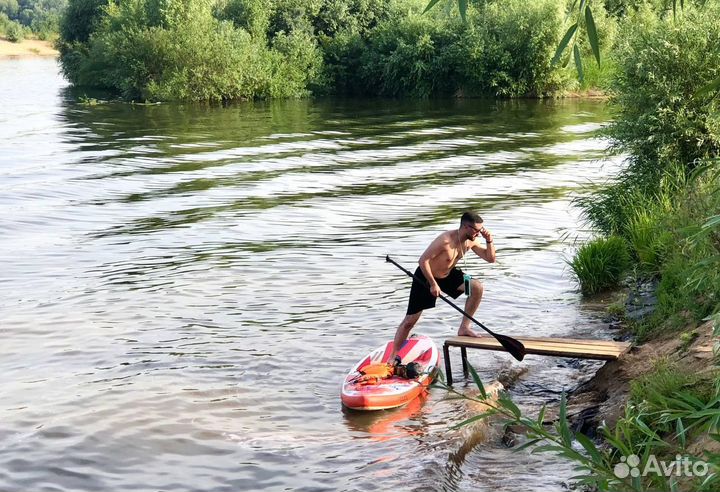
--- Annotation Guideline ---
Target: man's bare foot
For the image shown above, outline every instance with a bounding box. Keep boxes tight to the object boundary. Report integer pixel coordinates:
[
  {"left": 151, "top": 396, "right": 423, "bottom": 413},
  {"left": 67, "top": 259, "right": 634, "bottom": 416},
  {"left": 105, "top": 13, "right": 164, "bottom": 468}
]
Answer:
[{"left": 458, "top": 326, "right": 483, "bottom": 337}]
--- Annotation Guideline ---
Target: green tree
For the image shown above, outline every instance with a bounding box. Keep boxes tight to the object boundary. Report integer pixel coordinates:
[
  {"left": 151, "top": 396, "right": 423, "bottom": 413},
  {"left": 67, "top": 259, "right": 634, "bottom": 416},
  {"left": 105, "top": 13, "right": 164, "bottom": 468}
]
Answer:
[
  {"left": 59, "top": 0, "right": 106, "bottom": 43},
  {"left": 217, "top": 0, "right": 271, "bottom": 38},
  {"left": 0, "top": 0, "right": 20, "bottom": 17}
]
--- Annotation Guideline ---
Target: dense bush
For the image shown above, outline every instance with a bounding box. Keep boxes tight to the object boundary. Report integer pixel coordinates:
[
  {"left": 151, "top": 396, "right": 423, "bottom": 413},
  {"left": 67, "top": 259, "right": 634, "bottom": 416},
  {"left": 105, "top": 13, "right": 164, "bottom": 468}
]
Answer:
[
  {"left": 603, "top": 3, "right": 720, "bottom": 195},
  {"left": 323, "top": 0, "right": 574, "bottom": 97},
  {"left": 59, "top": 0, "right": 601, "bottom": 100},
  {"left": 57, "top": 0, "right": 103, "bottom": 44},
  {"left": 212, "top": 0, "right": 400, "bottom": 45},
  {"left": 59, "top": 0, "right": 324, "bottom": 101},
  {"left": 350, "top": 14, "right": 463, "bottom": 97},
  {"left": 5, "top": 16, "right": 25, "bottom": 41},
  {"left": 579, "top": 2, "right": 720, "bottom": 242},
  {"left": 475, "top": 0, "right": 571, "bottom": 97}
]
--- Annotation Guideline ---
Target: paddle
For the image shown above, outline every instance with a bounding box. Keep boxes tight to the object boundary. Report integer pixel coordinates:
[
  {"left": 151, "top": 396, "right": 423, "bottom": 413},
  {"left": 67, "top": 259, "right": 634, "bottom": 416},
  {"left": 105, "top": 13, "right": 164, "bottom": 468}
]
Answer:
[{"left": 385, "top": 255, "right": 526, "bottom": 362}]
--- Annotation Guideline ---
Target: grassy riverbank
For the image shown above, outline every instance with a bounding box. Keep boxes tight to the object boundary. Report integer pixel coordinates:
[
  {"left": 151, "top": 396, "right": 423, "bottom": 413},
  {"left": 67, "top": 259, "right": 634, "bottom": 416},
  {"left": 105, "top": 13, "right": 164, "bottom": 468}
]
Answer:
[
  {"left": 443, "top": 2, "right": 719, "bottom": 490},
  {"left": 570, "top": 1, "right": 720, "bottom": 343},
  {"left": 542, "top": 2, "right": 720, "bottom": 489}
]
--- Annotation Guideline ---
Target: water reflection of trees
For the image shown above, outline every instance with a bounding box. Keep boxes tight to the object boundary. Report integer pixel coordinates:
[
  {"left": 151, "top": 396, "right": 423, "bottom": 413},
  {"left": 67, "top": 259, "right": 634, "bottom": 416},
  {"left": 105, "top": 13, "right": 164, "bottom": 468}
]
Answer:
[{"left": 56, "top": 91, "right": 609, "bottom": 248}]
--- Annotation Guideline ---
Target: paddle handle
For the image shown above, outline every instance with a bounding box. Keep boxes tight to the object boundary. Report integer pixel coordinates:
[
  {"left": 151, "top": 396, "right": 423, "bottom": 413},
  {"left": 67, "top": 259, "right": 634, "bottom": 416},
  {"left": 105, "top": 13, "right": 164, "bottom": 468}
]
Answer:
[{"left": 385, "top": 255, "right": 497, "bottom": 337}]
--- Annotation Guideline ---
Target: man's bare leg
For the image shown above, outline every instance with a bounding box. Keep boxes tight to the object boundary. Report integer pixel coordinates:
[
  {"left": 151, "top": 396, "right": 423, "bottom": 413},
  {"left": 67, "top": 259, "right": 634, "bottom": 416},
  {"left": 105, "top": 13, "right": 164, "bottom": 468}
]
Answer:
[
  {"left": 458, "top": 279, "right": 484, "bottom": 337},
  {"left": 389, "top": 312, "right": 422, "bottom": 362}
]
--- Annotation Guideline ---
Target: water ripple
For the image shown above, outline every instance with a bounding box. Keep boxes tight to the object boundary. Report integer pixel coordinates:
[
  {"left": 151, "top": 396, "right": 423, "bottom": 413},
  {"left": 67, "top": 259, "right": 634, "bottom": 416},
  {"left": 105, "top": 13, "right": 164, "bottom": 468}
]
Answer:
[{"left": 0, "top": 58, "right": 619, "bottom": 492}]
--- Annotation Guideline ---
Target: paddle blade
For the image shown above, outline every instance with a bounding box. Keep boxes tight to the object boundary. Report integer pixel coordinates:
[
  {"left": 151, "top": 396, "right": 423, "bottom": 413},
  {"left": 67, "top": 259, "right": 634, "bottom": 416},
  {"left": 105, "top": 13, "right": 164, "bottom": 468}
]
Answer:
[{"left": 496, "top": 334, "right": 526, "bottom": 361}]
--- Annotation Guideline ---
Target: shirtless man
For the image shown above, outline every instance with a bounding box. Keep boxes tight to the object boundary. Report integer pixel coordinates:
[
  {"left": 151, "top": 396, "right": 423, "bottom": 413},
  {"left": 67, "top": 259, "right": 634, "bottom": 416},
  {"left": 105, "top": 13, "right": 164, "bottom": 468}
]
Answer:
[{"left": 389, "top": 211, "right": 495, "bottom": 362}]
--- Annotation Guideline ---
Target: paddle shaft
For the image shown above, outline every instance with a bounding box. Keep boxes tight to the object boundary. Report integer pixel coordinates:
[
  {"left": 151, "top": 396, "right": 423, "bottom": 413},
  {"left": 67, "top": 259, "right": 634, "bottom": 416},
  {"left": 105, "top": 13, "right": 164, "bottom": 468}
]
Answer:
[{"left": 385, "top": 255, "right": 499, "bottom": 337}]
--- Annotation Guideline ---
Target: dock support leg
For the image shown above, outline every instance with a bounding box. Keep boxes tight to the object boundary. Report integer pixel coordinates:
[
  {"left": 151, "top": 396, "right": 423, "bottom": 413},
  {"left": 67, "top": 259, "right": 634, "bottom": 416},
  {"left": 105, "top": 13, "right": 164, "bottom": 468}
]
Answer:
[
  {"left": 443, "top": 343, "right": 453, "bottom": 386},
  {"left": 461, "top": 347, "right": 469, "bottom": 379}
]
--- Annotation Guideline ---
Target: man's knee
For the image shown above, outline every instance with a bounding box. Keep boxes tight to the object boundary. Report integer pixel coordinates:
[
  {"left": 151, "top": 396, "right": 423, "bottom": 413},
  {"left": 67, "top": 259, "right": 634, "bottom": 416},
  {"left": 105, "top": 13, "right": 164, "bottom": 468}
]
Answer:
[{"left": 471, "top": 280, "right": 483, "bottom": 296}]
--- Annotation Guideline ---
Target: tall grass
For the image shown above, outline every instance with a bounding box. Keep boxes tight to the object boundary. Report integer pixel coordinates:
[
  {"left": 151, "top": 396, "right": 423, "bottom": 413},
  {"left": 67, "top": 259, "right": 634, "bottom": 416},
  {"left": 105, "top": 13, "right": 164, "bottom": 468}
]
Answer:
[
  {"left": 569, "top": 235, "right": 630, "bottom": 295},
  {"left": 626, "top": 208, "right": 668, "bottom": 274},
  {"left": 635, "top": 164, "right": 720, "bottom": 338},
  {"left": 578, "top": 162, "right": 720, "bottom": 340},
  {"left": 623, "top": 185, "right": 676, "bottom": 274},
  {"left": 630, "top": 358, "right": 714, "bottom": 416}
]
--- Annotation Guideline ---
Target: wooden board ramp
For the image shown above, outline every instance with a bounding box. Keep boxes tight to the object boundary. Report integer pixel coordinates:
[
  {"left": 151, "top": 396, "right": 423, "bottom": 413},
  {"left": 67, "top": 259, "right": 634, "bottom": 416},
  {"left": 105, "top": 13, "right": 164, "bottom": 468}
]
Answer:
[{"left": 443, "top": 335, "right": 632, "bottom": 386}]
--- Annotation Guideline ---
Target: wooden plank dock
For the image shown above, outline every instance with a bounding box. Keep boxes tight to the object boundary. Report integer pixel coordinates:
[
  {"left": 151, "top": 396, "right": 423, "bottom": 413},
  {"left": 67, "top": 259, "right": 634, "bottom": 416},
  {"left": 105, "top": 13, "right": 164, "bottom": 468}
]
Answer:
[{"left": 443, "top": 335, "right": 632, "bottom": 385}]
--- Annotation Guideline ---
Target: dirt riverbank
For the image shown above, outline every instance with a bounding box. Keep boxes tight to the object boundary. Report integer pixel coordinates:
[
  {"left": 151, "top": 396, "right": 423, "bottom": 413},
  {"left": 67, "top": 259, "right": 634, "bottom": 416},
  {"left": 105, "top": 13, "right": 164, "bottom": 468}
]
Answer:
[{"left": 0, "top": 38, "right": 58, "bottom": 58}]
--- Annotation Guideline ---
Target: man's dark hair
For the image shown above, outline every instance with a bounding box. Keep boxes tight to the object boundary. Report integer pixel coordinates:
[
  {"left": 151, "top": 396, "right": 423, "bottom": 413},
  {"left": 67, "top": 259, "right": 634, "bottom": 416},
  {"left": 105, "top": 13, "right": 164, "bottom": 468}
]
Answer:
[{"left": 460, "top": 211, "right": 483, "bottom": 226}]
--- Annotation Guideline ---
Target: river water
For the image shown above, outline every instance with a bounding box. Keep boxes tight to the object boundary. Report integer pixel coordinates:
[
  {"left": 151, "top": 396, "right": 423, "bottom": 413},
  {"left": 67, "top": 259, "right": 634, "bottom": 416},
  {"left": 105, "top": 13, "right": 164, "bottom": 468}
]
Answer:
[{"left": 0, "top": 58, "right": 623, "bottom": 491}]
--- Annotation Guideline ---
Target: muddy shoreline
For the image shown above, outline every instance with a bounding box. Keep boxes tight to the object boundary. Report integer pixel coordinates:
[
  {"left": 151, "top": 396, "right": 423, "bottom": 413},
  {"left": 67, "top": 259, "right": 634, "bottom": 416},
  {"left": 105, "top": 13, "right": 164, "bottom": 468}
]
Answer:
[{"left": 499, "top": 285, "right": 718, "bottom": 467}]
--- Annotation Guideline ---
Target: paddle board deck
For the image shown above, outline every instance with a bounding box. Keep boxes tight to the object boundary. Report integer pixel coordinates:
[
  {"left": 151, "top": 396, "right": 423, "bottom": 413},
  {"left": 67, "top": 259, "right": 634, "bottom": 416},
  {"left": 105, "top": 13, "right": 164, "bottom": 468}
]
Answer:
[{"left": 341, "top": 334, "right": 440, "bottom": 411}]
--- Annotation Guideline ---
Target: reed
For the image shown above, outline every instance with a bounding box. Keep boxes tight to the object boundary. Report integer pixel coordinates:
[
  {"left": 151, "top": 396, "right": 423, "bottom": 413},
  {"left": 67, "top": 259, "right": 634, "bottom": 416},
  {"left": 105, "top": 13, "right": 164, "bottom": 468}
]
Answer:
[{"left": 568, "top": 235, "right": 630, "bottom": 295}]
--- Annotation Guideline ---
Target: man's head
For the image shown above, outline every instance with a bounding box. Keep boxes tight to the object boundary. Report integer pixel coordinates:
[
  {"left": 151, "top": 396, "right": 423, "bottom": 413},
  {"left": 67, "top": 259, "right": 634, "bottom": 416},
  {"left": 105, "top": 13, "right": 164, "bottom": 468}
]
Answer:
[{"left": 460, "top": 211, "right": 484, "bottom": 240}]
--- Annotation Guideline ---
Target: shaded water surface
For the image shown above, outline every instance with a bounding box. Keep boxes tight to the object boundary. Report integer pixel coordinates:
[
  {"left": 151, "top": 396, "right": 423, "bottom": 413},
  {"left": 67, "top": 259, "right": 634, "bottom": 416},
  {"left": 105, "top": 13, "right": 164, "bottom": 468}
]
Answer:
[{"left": 0, "top": 58, "right": 621, "bottom": 491}]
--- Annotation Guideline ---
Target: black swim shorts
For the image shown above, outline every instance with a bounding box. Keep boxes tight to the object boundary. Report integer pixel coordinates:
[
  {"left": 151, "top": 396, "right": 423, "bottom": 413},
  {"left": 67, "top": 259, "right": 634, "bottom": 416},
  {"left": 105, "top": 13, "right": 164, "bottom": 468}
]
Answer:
[{"left": 406, "top": 266, "right": 465, "bottom": 315}]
